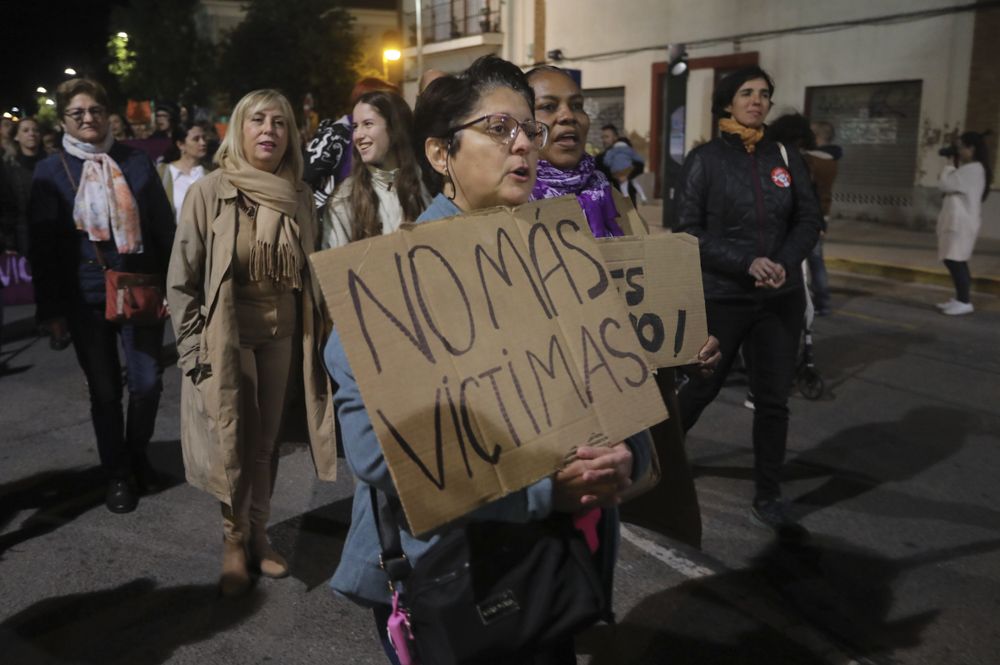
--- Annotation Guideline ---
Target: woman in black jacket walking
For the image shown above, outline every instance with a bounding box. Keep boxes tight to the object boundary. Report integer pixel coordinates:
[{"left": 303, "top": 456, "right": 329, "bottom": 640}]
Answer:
[{"left": 674, "top": 66, "right": 821, "bottom": 536}]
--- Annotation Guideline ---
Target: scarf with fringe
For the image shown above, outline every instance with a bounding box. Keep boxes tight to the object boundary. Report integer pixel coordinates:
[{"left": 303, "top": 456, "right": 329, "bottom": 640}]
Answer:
[{"left": 223, "top": 162, "right": 303, "bottom": 290}]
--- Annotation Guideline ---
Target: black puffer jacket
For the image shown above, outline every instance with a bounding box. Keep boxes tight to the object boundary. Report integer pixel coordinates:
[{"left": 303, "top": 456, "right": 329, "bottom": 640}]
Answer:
[{"left": 674, "top": 132, "right": 822, "bottom": 300}]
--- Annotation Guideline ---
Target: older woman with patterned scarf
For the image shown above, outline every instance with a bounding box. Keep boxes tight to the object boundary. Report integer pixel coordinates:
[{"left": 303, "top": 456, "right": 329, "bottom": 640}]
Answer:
[
  {"left": 167, "top": 89, "right": 335, "bottom": 597},
  {"left": 28, "top": 78, "right": 175, "bottom": 515}
]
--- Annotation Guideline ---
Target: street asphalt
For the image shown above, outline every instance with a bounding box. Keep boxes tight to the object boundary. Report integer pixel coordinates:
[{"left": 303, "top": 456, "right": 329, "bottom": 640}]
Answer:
[{"left": 1, "top": 269, "right": 998, "bottom": 665}]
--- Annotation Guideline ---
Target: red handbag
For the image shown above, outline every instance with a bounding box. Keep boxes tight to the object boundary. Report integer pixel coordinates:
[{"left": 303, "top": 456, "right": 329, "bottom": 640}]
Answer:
[{"left": 60, "top": 153, "right": 168, "bottom": 326}]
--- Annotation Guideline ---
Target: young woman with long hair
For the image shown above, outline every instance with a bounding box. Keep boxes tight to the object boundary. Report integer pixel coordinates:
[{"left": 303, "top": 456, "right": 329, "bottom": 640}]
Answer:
[{"left": 321, "top": 90, "right": 427, "bottom": 248}]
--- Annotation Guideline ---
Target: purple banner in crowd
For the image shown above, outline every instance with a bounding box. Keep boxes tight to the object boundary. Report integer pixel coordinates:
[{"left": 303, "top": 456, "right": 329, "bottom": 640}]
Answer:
[{"left": 1, "top": 252, "right": 34, "bottom": 306}]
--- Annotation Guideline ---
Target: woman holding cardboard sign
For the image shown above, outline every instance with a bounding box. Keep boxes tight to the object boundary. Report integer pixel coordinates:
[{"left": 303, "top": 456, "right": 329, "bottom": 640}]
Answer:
[
  {"left": 526, "top": 65, "right": 719, "bottom": 548},
  {"left": 167, "top": 89, "right": 335, "bottom": 596},
  {"left": 674, "top": 66, "right": 822, "bottom": 538},
  {"left": 324, "top": 55, "right": 651, "bottom": 664}
]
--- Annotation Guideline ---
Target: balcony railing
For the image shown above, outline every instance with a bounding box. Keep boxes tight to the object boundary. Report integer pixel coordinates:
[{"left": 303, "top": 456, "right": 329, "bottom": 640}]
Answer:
[{"left": 405, "top": 0, "right": 501, "bottom": 47}]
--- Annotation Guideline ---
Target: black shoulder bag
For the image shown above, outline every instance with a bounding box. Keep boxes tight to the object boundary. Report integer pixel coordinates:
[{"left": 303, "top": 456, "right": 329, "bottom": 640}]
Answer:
[{"left": 371, "top": 487, "right": 607, "bottom": 665}]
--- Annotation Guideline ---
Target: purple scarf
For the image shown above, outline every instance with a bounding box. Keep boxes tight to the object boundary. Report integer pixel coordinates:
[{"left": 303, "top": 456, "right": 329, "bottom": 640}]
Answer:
[{"left": 531, "top": 154, "right": 623, "bottom": 238}]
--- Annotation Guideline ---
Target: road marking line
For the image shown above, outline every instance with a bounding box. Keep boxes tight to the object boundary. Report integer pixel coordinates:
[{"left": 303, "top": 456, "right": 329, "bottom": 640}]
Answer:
[
  {"left": 620, "top": 525, "right": 867, "bottom": 665},
  {"left": 836, "top": 309, "right": 917, "bottom": 330},
  {"left": 620, "top": 525, "right": 715, "bottom": 579}
]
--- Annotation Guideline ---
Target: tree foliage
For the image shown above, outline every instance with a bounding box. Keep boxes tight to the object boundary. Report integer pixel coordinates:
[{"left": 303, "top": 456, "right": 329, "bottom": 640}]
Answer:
[
  {"left": 216, "top": 0, "right": 364, "bottom": 121},
  {"left": 107, "top": 0, "right": 214, "bottom": 104}
]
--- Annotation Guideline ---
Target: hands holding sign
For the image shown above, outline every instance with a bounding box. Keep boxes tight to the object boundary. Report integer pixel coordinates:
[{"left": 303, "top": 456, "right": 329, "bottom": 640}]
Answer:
[{"left": 554, "top": 442, "right": 635, "bottom": 511}]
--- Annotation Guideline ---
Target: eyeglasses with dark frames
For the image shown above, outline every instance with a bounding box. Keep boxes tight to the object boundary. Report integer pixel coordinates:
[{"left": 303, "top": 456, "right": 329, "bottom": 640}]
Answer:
[
  {"left": 63, "top": 106, "right": 108, "bottom": 123},
  {"left": 446, "top": 113, "right": 549, "bottom": 149}
]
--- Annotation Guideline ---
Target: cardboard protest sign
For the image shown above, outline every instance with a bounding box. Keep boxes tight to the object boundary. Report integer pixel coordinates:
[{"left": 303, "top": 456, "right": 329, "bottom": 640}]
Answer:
[
  {"left": 311, "top": 196, "right": 668, "bottom": 535},
  {"left": 596, "top": 232, "right": 707, "bottom": 367}
]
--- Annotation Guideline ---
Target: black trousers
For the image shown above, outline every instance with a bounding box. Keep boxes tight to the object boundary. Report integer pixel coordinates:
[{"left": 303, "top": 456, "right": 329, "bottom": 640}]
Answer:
[
  {"left": 678, "top": 288, "right": 805, "bottom": 502},
  {"left": 943, "top": 259, "right": 971, "bottom": 303},
  {"left": 67, "top": 302, "right": 165, "bottom": 479}
]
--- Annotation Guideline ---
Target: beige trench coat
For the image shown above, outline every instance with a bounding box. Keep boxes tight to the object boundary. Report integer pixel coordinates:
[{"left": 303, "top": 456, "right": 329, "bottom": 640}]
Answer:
[{"left": 166, "top": 169, "right": 336, "bottom": 507}]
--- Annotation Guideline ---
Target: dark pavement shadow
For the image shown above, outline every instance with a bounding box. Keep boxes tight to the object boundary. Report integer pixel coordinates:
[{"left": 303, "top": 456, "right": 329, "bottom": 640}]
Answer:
[
  {"left": 269, "top": 496, "right": 352, "bottom": 591},
  {"left": 811, "top": 330, "right": 932, "bottom": 395},
  {"left": 0, "top": 466, "right": 107, "bottom": 558},
  {"left": 789, "top": 406, "right": 1000, "bottom": 529},
  {"left": 579, "top": 533, "right": 966, "bottom": 664},
  {"left": 0, "top": 578, "right": 264, "bottom": 664},
  {"left": 144, "top": 439, "right": 187, "bottom": 490}
]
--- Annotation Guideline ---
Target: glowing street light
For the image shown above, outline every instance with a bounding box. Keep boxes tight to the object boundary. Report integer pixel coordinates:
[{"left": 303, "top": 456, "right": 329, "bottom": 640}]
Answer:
[
  {"left": 117, "top": 32, "right": 128, "bottom": 39},
  {"left": 382, "top": 48, "right": 401, "bottom": 79},
  {"left": 3, "top": 112, "right": 11, "bottom": 119},
  {"left": 44, "top": 98, "right": 55, "bottom": 106},
  {"left": 12, "top": 107, "right": 19, "bottom": 113},
  {"left": 36, "top": 86, "right": 47, "bottom": 94},
  {"left": 64, "top": 67, "right": 77, "bottom": 76}
]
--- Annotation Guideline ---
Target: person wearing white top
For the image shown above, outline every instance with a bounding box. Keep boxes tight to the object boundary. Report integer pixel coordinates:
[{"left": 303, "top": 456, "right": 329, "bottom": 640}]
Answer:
[
  {"left": 321, "top": 91, "right": 428, "bottom": 249},
  {"left": 935, "top": 131, "right": 991, "bottom": 316},
  {"left": 157, "top": 124, "right": 209, "bottom": 223}
]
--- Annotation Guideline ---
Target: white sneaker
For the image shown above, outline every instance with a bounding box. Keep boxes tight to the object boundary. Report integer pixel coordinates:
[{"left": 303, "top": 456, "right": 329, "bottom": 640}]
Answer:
[
  {"left": 942, "top": 301, "right": 974, "bottom": 316},
  {"left": 935, "top": 298, "right": 957, "bottom": 310}
]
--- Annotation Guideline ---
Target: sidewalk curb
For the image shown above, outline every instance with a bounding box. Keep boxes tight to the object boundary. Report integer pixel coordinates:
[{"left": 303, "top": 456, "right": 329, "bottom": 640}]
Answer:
[{"left": 824, "top": 257, "right": 1000, "bottom": 296}]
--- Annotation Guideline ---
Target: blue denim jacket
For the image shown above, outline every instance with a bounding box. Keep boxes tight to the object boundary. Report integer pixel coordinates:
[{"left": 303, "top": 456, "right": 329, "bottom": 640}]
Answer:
[{"left": 327, "top": 192, "right": 652, "bottom": 607}]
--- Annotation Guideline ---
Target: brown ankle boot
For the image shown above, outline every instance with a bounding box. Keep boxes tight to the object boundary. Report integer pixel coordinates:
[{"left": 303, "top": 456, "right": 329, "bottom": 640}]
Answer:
[
  {"left": 219, "top": 538, "right": 251, "bottom": 596},
  {"left": 250, "top": 531, "right": 289, "bottom": 579}
]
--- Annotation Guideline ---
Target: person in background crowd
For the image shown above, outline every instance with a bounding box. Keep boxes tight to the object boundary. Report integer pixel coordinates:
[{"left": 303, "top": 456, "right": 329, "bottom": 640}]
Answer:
[
  {"left": 526, "top": 65, "right": 719, "bottom": 547},
  {"left": 805, "top": 120, "right": 840, "bottom": 315},
  {"left": 1, "top": 117, "right": 16, "bottom": 158},
  {"left": 28, "top": 78, "right": 175, "bottom": 514},
  {"left": 303, "top": 77, "right": 399, "bottom": 210},
  {"left": 418, "top": 68, "right": 447, "bottom": 94},
  {"left": 130, "top": 121, "right": 151, "bottom": 140},
  {"left": 1, "top": 117, "right": 44, "bottom": 256},
  {"left": 109, "top": 112, "right": 135, "bottom": 142},
  {"left": 326, "top": 54, "right": 650, "bottom": 665},
  {"left": 157, "top": 123, "right": 209, "bottom": 223},
  {"left": 321, "top": 90, "right": 427, "bottom": 249},
  {"left": 41, "top": 127, "right": 61, "bottom": 154},
  {"left": 167, "top": 89, "right": 335, "bottom": 597},
  {"left": 152, "top": 102, "right": 179, "bottom": 140},
  {"left": 674, "top": 66, "right": 822, "bottom": 538},
  {"left": 597, "top": 123, "right": 646, "bottom": 205},
  {"left": 936, "top": 131, "right": 991, "bottom": 316}
]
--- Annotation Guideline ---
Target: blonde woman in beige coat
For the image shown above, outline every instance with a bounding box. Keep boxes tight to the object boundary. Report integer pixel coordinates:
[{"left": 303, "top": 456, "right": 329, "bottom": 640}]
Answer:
[{"left": 167, "top": 89, "right": 336, "bottom": 596}]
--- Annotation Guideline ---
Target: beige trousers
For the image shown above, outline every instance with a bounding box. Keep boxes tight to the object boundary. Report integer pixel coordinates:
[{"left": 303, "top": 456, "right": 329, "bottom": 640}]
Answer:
[{"left": 222, "top": 334, "right": 293, "bottom": 543}]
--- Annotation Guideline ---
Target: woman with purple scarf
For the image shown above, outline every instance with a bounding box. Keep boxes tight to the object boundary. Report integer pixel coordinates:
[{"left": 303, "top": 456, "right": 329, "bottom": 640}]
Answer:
[
  {"left": 526, "top": 67, "right": 623, "bottom": 238},
  {"left": 526, "top": 66, "right": 720, "bottom": 547}
]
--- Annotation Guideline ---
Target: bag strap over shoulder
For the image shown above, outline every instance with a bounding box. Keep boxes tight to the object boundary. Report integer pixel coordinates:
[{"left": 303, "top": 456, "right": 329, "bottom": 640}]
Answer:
[
  {"left": 60, "top": 152, "right": 110, "bottom": 271},
  {"left": 370, "top": 487, "right": 413, "bottom": 587}
]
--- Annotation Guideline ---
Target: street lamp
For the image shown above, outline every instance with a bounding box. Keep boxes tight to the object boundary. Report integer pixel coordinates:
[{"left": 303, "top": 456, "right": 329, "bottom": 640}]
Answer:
[
  {"left": 36, "top": 86, "right": 47, "bottom": 94},
  {"left": 117, "top": 32, "right": 128, "bottom": 39},
  {"left": 382, "top": 48, "right": 401, "bottom": 80},
  {"left": 64, "top": 68, "right": 77, "bottom": 76},
  {"left": 44, "top": 98, "right": 55, "bottom": 106}
]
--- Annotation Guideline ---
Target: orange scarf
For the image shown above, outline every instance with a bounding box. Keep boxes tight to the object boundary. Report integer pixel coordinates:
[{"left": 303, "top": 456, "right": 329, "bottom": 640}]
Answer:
[{"left": 719, "top": 118, "right": 764, "bottom": 153}]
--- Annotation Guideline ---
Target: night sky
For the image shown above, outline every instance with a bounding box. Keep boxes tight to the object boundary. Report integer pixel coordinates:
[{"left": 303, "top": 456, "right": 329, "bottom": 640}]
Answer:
[{"left": 1, "top": 1, "right": 124, "bottom": 113}]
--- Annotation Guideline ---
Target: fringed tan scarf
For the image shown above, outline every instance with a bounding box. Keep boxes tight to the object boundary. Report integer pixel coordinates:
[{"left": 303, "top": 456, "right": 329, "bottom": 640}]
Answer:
[
  {"left": 718, "top": 117, "right": 764, "bottom": 153},
  {"left": 223, "top": 162, "right": 304, "bottom": 290}
]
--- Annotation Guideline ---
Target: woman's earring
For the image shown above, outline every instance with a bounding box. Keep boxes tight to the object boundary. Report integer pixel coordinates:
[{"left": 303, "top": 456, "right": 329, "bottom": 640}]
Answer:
[{"left": 443, "top": 168, "right": 457, "bottom": 201}]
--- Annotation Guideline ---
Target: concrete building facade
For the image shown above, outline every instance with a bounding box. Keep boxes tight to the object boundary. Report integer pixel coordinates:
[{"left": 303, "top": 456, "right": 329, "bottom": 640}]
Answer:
[{"left": 401, "top": 0, "right": 999, "bottom": 237}]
